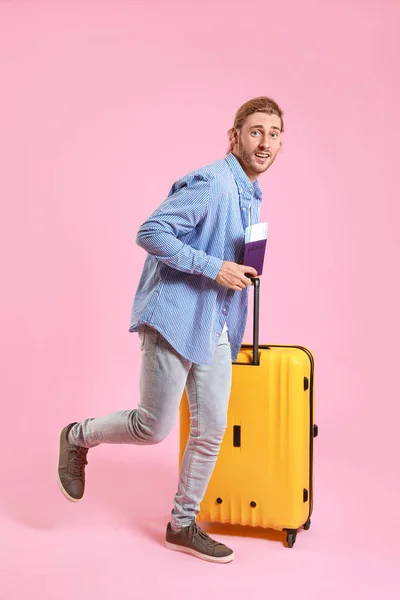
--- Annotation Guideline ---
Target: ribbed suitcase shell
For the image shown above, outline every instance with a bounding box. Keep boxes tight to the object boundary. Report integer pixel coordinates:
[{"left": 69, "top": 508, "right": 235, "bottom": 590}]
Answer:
[{"left": 179, "top": 333, "right": 316, "bottom": 540}]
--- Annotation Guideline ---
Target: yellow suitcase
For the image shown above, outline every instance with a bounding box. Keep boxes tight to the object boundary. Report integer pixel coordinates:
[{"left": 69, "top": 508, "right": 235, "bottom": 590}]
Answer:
[{"left": 179, "top": 278, "right": 317, "bottom": 548}]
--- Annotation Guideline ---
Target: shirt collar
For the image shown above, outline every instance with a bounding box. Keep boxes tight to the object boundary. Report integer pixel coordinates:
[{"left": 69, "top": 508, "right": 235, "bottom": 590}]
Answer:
[{"left": 225, "top": 152, "right": 263, "bottom": 201}]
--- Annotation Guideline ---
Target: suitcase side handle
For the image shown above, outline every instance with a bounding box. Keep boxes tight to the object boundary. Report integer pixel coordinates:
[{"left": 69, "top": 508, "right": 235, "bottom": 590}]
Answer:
[{"left": 251, "top": 277, "right": 260, "bottom": 366}]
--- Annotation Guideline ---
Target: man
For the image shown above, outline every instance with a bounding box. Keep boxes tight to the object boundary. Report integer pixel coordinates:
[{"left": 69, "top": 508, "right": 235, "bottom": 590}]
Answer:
[{"left": 57, "top": 96, "right": 284, "bottom": 564}]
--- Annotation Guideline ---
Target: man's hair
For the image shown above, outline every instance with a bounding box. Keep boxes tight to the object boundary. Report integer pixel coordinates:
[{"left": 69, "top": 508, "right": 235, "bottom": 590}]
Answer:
[{"left": 227, "top": 96, "right": 284, "bottom": 154}]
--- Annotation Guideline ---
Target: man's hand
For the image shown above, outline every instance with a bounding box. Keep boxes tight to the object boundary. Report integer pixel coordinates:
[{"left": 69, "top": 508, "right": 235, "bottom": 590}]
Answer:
[{"left": 216, "top": 261, "right": 257, "bottom": 291}]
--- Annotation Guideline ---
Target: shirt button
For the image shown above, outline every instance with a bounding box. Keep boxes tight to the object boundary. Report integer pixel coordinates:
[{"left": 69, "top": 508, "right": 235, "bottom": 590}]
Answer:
[{"left": 223, "top": 308, "right": 227, "bottom": 314}]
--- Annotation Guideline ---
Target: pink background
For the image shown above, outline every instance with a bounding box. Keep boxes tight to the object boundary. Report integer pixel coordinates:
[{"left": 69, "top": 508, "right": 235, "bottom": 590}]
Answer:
[{"left": 1, "top": 0, "right": 399, "bottom": 598}]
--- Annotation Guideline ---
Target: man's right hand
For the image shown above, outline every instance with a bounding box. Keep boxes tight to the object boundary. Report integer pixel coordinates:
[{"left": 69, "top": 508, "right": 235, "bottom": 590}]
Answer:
[{"left": 216, "top": 261, "right": 258, "bottom": 291}]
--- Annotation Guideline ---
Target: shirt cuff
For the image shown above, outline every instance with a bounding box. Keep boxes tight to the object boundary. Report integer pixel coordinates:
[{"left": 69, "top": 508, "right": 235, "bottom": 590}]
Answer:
[{"left": 202, "top": 255, "right": 223, "bottom": 280}]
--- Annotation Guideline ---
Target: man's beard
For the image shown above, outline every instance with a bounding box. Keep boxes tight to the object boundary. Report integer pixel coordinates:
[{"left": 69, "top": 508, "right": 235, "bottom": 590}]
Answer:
[{"left": 238, "top": 141, "right": 274, "bottom": 174}]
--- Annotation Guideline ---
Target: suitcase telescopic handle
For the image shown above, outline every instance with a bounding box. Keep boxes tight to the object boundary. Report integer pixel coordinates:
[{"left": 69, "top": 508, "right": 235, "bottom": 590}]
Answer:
[{"left": 251, "top": 277, "right": 260, "bottom": 366}]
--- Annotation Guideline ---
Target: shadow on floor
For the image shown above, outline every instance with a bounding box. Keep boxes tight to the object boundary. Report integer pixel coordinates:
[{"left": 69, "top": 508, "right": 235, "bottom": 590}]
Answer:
[{"left": 1, "top": 447, "right": 310, "bottom": 550}]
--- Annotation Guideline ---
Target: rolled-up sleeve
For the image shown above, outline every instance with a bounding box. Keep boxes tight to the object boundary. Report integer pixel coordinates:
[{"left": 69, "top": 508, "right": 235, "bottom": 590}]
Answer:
[{"left": 136, "top": 175, "right": 223, "bottom": 279}]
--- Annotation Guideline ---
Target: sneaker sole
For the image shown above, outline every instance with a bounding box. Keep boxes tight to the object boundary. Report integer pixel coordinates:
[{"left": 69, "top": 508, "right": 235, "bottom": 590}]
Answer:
[
  {"left": 165, "top": 541, "right": 234, "bottom": 563},
  {"left": 56, "top": 428, "right": 82, "bottom": 503}
]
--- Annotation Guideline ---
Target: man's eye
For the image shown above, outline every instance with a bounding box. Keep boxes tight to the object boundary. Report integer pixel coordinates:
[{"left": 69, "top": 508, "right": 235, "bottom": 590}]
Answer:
[{"left": 251, "top": 131, "right": 260, "bottom": 136}]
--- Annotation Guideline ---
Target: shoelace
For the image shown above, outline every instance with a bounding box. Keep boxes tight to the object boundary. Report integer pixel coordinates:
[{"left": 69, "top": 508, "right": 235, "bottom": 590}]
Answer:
[
  {"left": 189, "top": 523, "right": 220, "bottom": 547},
  {"left": 68, "top": 447, "right": 88, "bottom": 477}
]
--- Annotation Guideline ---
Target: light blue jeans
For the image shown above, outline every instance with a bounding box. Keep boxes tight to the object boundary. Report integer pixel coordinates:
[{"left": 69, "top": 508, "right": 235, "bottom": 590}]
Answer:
[{"left": 69, "top": 325, "right": 232, "bottom": 530}]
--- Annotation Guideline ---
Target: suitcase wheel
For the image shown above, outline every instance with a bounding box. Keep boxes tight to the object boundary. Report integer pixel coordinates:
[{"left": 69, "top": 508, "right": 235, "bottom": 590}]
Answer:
[
  {"left": 303, "top": 518, "right": 311, "bottom": 530},
  {"left": 284, "top": 530, "right": 297, "bottom": 548},
  {"left": 286, "top": 532, "right": 296, "bottom": 548}
]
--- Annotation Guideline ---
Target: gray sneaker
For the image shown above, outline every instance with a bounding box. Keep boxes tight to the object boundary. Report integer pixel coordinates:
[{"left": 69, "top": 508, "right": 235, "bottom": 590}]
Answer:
[
  {"left": 57, "top": 423, "right": 88, "bottom": 502},
  {"left": 165, "top": 522, "right": 234, "bottom": 563}
]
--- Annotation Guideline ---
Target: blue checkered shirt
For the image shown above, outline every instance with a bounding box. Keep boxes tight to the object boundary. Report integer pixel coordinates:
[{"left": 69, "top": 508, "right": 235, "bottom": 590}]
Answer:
[{"left": 129, "top": 152, "right": 262, "bottom": 365}]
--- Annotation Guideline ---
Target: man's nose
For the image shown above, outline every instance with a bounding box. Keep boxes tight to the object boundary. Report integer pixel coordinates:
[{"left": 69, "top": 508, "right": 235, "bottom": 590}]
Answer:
[{"left": 258, "top": 138, "right": 270, "bottom": 150}]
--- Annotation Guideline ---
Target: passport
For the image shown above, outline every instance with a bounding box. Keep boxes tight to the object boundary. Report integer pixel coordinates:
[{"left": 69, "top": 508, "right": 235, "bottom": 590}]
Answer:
[
  {"left": 243, "top": 222, "right": 268, "bottom": 276},
  {"left": 243, "top": 239, "right": 267, "bottom": 275}
]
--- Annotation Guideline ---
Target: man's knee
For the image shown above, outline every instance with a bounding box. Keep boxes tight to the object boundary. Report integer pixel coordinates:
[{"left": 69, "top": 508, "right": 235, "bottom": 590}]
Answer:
[
  {"left": 129, "top": 411, "right": 172, "bottom": 445},
  {"left": 190, "top": 421, "right": 227, "bottom": 454}
]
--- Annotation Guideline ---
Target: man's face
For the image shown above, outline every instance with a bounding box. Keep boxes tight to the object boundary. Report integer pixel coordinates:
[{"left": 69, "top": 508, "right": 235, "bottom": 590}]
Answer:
[{"left": 232, "top": 112, "right": 282, "bottom": 182}]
